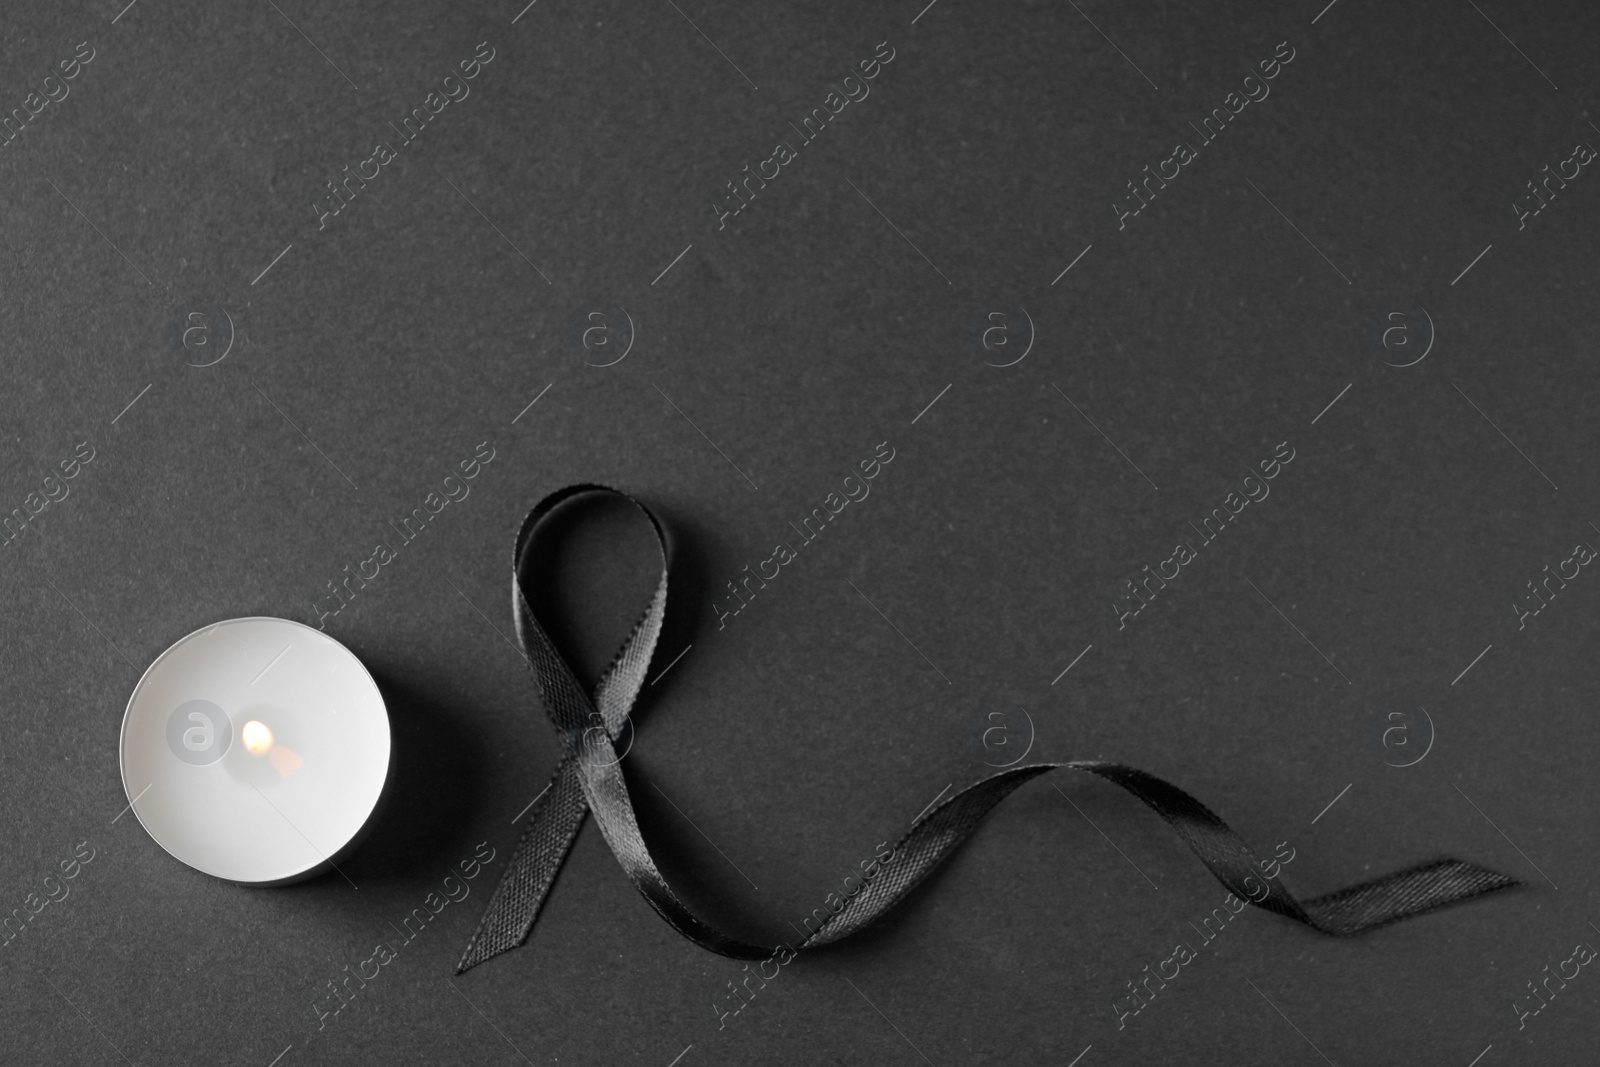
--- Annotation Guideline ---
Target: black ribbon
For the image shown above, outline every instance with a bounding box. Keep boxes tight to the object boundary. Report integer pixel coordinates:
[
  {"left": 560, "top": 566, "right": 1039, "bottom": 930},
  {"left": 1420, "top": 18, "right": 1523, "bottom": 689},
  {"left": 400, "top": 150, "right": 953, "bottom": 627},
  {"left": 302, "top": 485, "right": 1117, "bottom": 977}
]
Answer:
[{"left": 458, "top": 485, "right": 1521, "bottom": 972}]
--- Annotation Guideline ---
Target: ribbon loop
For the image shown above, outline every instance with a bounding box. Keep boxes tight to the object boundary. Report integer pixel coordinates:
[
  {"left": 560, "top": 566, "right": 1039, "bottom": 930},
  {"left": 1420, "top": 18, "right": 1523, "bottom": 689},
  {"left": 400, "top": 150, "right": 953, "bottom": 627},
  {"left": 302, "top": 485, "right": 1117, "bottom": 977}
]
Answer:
[{"left": 458, "top": 486, "right": 1522, "bottom": 973}]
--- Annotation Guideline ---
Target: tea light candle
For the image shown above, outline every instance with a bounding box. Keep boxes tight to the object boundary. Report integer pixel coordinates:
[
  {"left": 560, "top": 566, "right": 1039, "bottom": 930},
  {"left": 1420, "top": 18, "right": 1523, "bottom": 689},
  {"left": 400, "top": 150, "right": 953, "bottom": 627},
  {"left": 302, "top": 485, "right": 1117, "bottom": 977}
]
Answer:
[{"left": 118, "top": 617, "right": 390, "bottom": 885}]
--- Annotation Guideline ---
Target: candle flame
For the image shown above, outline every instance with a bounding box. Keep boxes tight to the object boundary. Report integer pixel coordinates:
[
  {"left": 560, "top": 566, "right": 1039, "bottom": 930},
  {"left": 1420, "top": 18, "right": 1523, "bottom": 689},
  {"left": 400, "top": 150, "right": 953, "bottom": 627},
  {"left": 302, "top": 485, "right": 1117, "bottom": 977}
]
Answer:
[{"left": 241, "top": 720, "right": 274, "bottom": 754}]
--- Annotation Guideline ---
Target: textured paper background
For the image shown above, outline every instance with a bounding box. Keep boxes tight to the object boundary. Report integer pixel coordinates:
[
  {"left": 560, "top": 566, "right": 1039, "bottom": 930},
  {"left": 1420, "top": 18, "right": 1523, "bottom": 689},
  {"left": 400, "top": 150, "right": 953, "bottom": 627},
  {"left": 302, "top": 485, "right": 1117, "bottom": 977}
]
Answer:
[{"left": 1, "top": 0, "right": 1597, "bottom": 1063}]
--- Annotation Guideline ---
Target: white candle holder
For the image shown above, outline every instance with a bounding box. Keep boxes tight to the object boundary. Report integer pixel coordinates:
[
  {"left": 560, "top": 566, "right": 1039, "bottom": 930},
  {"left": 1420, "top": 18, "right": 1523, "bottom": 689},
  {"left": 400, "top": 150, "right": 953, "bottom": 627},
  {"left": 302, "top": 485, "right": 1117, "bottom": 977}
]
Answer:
[{"left": 119, "top": 617, "right": 391, "bottom": 886}]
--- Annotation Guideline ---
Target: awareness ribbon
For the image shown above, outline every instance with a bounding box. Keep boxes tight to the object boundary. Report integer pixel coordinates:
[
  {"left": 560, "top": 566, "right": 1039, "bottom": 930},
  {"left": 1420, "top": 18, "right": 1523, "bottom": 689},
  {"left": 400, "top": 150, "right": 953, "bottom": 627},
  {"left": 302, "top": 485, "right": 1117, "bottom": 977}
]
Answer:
[{"left": 458, "top": 485, "right": 1520, "bottom": 972}]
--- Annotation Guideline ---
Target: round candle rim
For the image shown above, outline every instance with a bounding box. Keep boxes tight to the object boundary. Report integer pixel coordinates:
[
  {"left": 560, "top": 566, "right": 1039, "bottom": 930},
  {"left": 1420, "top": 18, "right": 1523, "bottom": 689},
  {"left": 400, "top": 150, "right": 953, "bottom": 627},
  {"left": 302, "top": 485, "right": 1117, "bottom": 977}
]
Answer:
[{"left": 118, "top": 615, "right": 391, "bottom": 885}]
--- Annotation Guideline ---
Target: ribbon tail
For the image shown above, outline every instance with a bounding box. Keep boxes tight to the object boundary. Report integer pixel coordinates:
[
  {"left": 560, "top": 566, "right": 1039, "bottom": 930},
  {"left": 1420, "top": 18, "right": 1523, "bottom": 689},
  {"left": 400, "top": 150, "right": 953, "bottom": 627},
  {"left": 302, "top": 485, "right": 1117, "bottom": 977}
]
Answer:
[
  {"left": 1300, "top": 859, "right": 1522, "bottom": 935},
  {"left": 457, "top": 753, "right": 590, "bottom": 973},
  {"left": 802, "top": 761, "right": 1524, "bottom": 948}
]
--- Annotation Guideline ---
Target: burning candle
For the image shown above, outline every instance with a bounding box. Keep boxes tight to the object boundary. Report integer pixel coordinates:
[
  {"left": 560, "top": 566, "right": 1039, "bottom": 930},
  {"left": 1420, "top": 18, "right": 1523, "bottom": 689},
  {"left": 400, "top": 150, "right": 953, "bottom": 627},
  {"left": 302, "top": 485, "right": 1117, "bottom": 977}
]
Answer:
[{"left": 118, "top": 617, "right": 390, "bottom": 885}]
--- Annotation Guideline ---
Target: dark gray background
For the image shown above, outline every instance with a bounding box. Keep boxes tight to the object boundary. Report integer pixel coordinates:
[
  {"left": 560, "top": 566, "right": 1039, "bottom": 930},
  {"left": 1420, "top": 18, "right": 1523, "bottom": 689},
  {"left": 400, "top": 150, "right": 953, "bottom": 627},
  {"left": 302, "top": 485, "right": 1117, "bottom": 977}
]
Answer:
[{"left": 2, "top": 0, "right": 1597, "bottom": 1063}]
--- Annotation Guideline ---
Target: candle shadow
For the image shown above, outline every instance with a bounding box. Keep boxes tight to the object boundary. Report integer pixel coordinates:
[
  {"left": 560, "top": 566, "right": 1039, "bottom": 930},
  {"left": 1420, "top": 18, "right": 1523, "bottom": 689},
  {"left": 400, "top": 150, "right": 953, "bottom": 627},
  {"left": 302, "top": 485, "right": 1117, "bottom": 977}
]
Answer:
[{"left": 325, "top": 664, "right": 491, "bottom": 886}]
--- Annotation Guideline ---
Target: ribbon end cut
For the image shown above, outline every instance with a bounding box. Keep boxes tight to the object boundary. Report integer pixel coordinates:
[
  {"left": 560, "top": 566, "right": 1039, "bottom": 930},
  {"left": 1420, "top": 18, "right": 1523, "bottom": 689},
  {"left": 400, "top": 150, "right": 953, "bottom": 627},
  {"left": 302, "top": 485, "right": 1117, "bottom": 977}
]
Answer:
[
  {"left": 455, "top": 935, "right": 506, "bottom": 975},
  {"left": 454, "top": 943, "right": 481, "bottom": 975}
]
